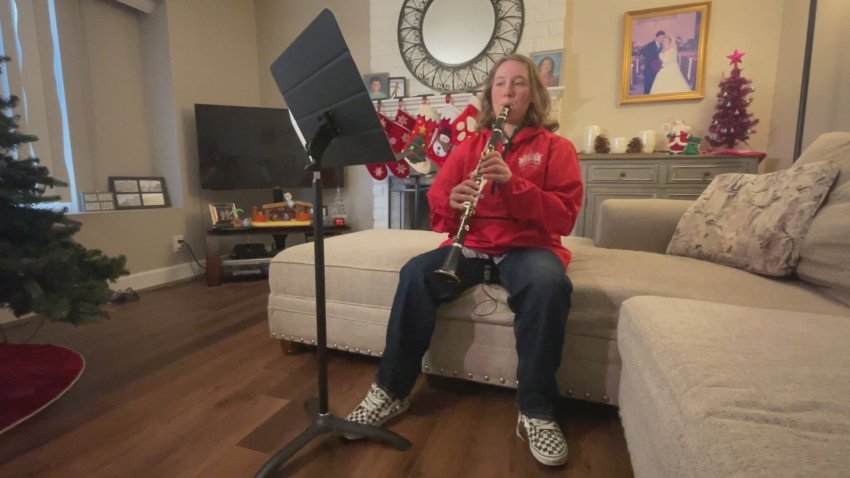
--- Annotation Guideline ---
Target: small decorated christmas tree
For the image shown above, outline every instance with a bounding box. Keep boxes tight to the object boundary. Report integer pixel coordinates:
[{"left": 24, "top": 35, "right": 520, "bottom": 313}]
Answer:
[
  {"left": 330, "top": 186, "right": 347, "bottom": 225},
  {"left": 707, "top": 50, "right": 759, "bottom": 149},
  {"left": 0, "top": 57, "right": 127, "bottom": 325},
  {"left": 594, "top": 134, "right": 611, "bottom": 154}
]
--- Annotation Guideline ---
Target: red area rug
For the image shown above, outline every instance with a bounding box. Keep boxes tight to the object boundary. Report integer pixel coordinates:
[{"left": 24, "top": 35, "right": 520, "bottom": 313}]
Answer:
[{"left": 0, "top": 343, "right": 85, "bottom": 435}]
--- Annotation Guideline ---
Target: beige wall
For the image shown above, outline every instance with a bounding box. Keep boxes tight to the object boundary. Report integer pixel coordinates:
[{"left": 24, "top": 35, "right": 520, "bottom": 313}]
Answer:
[
  {"left": 561, "top": 0, "right": 785, "bottom": 169},
  {"left": 73, "top": 0, "right": 263, "bottom": 275},
  {"left": 57, "top": 0, "right": 846, "bottom": 292}
]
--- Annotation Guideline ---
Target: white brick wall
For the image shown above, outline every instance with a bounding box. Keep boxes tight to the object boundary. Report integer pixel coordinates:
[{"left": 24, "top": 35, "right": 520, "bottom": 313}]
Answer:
[{"left": 369, "top": 0, "right": 566, "bottom": 228}]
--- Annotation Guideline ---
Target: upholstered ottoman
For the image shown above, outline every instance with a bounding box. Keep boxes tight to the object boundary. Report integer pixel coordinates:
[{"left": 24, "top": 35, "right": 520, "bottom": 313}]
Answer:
[
  {"left": 618, "top": 296, "right": 850, "bottom": 478},
  {"left": 266, "top": 228, "right": 628, "bottom": 404}
]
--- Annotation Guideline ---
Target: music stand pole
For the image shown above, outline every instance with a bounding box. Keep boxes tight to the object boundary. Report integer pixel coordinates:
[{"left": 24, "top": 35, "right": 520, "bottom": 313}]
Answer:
[{"left": 254, "top": 115, "right": 411, "bottom": 478}]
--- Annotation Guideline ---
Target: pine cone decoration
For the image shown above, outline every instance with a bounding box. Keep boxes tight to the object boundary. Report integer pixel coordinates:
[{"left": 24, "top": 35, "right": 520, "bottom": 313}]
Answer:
[
  {"left": 594, "top": 134, "right": 610, "bottom": 154},
  {"left": 627, "top": 137, "right": 643, "bottom": 153}
]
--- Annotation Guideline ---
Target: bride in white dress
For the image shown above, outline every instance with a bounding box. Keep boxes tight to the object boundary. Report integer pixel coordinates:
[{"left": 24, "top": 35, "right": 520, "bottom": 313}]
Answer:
[{"left": 650, "top": 36, "right": 691, "bottom": 94}]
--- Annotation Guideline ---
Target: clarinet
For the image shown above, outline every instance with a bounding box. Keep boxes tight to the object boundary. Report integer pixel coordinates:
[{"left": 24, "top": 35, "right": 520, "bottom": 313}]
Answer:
[{"left": 434, "top": 105, "right": 511, "bottom": 290}]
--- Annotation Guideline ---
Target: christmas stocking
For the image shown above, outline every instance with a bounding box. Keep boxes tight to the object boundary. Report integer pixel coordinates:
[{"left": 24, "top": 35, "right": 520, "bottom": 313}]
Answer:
[
  {"left": 365, "top": 162, "right": 389, "bottom": 181},
  {"left": 427, "top": 117, "right": 454, "bottom": 168},
  {"left": 394, "top": 107, "right": 417, "bottom": 132},
  {"left": 401, "top": 103, "right": 439, "bottom": 175},
  {"left": 450, "top": 103, "right": 480, "bottom": 145},
  {"left": 387, "top": 160, "right": 410, "bottom": 178},
  {"left": 379, "top": 111, "right": 410, "bottom": 153}
]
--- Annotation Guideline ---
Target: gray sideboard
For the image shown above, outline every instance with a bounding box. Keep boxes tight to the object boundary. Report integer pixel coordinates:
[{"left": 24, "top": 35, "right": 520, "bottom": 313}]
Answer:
[{"left": 573, "top": 153, "right": 761, "bottom": 239}]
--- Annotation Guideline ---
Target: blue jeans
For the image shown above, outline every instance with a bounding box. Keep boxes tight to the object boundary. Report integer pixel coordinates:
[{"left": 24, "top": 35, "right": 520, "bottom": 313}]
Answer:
[{"left": 376, "top": 246, "right": 572, "bottom": 419}]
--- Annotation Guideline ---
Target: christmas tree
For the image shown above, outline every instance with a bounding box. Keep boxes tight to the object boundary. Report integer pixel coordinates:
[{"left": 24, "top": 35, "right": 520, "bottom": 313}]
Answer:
[
  {"left": 707, "top": 49, "right": 760, "bottom": 149},
  {"left": 0, "top": 57, "right": 127, "bottom": 325}
]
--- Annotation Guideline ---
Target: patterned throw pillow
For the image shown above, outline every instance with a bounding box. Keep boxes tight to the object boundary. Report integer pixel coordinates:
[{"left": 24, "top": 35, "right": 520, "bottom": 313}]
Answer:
[{"left": 666, "top": 161, "right": 840, "bottom": 277}]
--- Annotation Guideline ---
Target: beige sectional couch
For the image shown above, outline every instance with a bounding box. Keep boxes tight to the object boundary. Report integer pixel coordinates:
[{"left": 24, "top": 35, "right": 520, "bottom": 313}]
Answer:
[{"left": 267, "top": 132, "right": 850, "bottom": 474}]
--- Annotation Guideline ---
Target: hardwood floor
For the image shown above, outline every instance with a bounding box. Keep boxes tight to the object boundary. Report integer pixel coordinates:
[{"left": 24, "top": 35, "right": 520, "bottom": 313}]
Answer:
[{"left": 0, "top": 278, "right": 633, "bottom": 477}]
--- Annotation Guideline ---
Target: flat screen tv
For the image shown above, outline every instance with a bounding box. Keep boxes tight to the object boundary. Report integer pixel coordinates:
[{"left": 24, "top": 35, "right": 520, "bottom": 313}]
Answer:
[{"left": 194, "top": 104, "right": 343, "bottom": 190}]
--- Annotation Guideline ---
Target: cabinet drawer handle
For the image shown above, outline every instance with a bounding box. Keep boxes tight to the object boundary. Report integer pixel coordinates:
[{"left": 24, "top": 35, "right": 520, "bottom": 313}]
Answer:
[
  {"left": 619, "top": 171, "right": 627, "bottom": 178},
  {"left": 703, "top": 171, "right": 712, "bottom": 178}
]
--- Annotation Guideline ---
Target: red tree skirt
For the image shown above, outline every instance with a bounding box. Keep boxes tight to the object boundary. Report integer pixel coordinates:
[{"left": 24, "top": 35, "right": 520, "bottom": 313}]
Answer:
[{"left": 0, "top": 343, "right": 85, "bottom": 434}]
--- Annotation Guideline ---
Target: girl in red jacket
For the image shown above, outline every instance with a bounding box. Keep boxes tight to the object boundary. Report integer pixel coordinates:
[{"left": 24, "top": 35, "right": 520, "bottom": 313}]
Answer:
[{"left": 345, "top": 54, "right": 583, "bottom": 467}]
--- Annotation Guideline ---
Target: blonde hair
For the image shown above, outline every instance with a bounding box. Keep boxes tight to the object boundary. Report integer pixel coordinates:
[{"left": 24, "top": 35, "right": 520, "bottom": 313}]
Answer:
[{"left": 477, "top": 54, "right": 559, "bottom": 132}]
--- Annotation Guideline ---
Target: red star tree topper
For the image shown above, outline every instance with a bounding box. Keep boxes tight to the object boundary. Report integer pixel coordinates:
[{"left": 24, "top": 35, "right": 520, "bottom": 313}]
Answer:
[{"left": 707, "top": 49, "right": 760, "bottom": 149}]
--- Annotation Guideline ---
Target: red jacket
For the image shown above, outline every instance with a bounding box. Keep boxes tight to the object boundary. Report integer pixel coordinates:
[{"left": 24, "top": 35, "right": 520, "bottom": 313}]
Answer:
[{"left": 427, "top": 126, "right": 583, "bottom": 267}]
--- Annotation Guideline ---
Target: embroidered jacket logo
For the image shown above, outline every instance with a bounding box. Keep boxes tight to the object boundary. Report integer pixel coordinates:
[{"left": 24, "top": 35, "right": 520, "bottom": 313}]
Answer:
[{"left": 518, "top": 152, "right": 542, "bottom": 170}]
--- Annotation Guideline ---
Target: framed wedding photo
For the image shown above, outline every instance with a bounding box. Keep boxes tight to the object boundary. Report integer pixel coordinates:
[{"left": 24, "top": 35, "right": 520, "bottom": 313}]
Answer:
[
  {"left": 388, "top": 77, "right": 407, "bottom": 98},
  {"left": 620, "top": 2, "right": 710, "bottom": 104},
  {"left": 108, "top": 176, "right": 171, "bottom": 210},
  {"left": 531, "top": 50, "right": 563, "bottom": 87}
]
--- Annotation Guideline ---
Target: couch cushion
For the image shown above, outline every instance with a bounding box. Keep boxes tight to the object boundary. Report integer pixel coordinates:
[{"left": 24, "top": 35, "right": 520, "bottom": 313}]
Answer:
[
  {"left": 565, "top": 238, "right": 850, "bottom": 329},
  {"left": 666, "top": 160, "right": 839, "bottom": 277},
  {"left": 618, "top": 296, "right": 850, "bottom": 478},
  {"left": 795, "top": 132, "right": 850, "bottom": 306}
]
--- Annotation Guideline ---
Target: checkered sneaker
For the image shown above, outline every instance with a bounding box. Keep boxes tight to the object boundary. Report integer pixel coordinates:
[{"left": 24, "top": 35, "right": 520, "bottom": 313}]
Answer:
[
  {"left": 516, "top": 412, "right": 568, "bottom": 466},
  {"left": 343, "top": 383, "right": 409, "bottom": 440}
]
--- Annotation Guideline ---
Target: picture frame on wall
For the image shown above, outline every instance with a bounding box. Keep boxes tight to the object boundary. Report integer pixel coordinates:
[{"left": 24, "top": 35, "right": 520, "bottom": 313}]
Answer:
[
  {"left": 621, "top": 2, "right": 710, "bottom": 104},
  {"left": 530, "top": 50, "right": 563, "bottom": 87},
  {"left": 363, "top": 72, "right": 390, "bottom": 100},
  {"left": 388, "top": 77, "right": 407, "bottom": 98},
  {"left": 80, "top": 191, "right": 116, "bottom": 212},
  {"left": 108, "top": 176, "right": 171, "bottom": 210}
]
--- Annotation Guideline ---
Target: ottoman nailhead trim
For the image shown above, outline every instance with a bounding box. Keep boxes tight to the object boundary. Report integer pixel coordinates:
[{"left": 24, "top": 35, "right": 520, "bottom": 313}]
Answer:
[
  {"left": 367, "top": 349, "right": 372, "bottom": 355},
  {"left": 354, "top": 348, "right": 360, "bottom": 353},
  {"left": 603, "top": 395, "right": 610, "bottom": 403},
  {"left": 566, "top": 389, "right": 573, "bottom": 396},
  {"left": 439, "top": 368, "right": 445, "bottom": 374},
  {"left": 424, "top": 365, "right": 431, "bottom": 372},
  {"left": 467, "top": 372, "right": 474, "bottom": 379},
  {"left": 311, "top": 340, "right": 315, "bottom": 345},
  {"left": 453, "top": 370, "right": 459, "bottom": 376},
  {"left": 483, "top": 375, "right": 490, "bottom": 381},
  {"left": 585, "top": 392, "right": 591, "bottom": 399},
  {"left": 499, "top": 378, "right": 506, "bottom": 384}
]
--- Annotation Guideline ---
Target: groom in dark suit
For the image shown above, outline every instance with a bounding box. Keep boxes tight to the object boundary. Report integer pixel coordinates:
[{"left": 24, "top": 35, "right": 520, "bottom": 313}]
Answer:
[{"left": 640, "top": 30, "right": 666, "bottom": 94}]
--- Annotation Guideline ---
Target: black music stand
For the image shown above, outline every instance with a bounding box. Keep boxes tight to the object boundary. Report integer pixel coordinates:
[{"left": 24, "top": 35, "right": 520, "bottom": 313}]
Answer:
[{"left": 254, "top": 9, "right": 410, "bottom": 477}]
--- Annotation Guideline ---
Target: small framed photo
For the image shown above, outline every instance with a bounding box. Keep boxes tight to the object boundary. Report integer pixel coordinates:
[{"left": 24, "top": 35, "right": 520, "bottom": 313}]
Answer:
[
  {"left": 80, "top": 191, "right": 115, "bottom": 212},
  {"left": 531, "top": 50, "right": 563, "bottom": 87},
  {"left": 209, "top": 203, "right": 236, "bottom": 228},
  {"left": 621, "top": 2, "right": 710, "bottom": 104},
  {"left": 388, "top": 77, "right": 407, "bottom": 98},
  {"left": 108, "top": 176, "right": 171, "bottom": 209},
  {"left": 363, "top": 72, "right": 390, "bottom": 100}
]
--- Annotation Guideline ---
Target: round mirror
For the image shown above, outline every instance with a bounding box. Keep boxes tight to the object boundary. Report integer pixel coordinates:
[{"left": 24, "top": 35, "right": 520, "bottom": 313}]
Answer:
[
  {"left": 399, "top": 0, "right": 524, "bottom": 92},
  {"left": 421, "top": 0, "right": 495, "bottom": 66}
]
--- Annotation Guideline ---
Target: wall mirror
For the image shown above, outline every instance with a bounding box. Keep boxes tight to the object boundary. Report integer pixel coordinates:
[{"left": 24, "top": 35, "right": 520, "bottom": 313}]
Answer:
[{"left": 398, "top": 0, "right": 524, "bottom": 92}]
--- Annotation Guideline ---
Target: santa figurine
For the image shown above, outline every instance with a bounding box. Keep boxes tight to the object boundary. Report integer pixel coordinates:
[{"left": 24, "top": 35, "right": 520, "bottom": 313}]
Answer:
[{"left": 664, "top": 119, "right": 691, "bottom": 155}]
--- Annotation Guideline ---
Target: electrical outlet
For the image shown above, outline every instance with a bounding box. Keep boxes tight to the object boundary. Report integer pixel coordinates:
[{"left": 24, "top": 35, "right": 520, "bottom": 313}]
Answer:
[{"left": 172, "top": 235, "right": 185, "bottom": 253}]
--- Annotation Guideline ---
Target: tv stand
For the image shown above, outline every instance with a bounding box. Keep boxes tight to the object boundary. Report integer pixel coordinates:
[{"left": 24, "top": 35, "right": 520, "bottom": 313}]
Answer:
[{"left": 205, "top": 224, "right": 349, "bottom": 286}]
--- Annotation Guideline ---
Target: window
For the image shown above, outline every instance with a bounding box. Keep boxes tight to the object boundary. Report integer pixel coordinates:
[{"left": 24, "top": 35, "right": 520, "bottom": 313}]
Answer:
[{"left": 0, "top": 0, "right": 76, "bottom": 211}]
